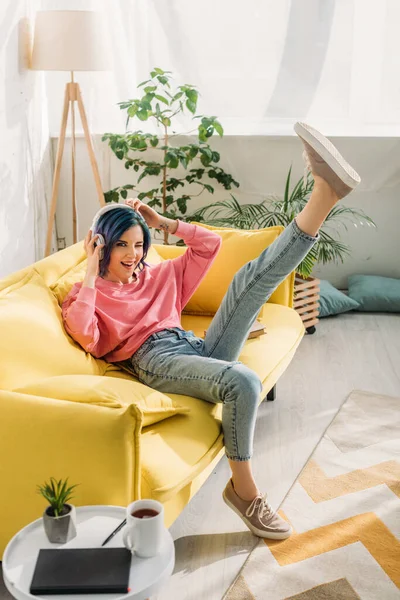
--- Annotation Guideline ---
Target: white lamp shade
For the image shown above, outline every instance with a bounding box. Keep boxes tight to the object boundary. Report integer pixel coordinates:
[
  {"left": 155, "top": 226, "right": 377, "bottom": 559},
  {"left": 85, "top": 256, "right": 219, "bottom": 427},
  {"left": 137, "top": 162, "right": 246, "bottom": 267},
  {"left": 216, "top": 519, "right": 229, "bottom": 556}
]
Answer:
[{"left": 31, "top": 10, "right": 111, "bottom": 71}]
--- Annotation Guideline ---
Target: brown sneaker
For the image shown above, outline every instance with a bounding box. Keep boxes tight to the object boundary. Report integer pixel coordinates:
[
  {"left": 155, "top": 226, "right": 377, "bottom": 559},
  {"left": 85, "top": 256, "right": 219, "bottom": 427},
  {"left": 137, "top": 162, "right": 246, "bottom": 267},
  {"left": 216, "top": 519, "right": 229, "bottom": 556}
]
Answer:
[
  {"left": 222, "top": 479, "right": 292, "bottom": 540},
  {"left": 294, "top": 121, "right": 361, "bottom": 199}
]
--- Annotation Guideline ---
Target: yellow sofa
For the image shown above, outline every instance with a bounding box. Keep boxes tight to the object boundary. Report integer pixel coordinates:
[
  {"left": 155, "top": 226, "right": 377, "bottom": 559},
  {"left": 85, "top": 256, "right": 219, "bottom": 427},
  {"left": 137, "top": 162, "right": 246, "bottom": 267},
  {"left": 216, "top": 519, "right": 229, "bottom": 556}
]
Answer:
[{"left": 0, "top": 224, "right": 305, "bottom": 556}]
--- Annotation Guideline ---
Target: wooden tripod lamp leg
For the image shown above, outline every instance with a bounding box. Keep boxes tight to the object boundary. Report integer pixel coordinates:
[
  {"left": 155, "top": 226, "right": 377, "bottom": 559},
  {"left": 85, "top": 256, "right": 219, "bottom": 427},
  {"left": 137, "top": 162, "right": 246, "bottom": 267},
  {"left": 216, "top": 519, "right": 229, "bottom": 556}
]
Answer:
[
  {"left": 76, "top": 84, "right": 105, "bottom": 209},
  {"left": 45, "top": 83, "right": 70, "bottom": 257}
]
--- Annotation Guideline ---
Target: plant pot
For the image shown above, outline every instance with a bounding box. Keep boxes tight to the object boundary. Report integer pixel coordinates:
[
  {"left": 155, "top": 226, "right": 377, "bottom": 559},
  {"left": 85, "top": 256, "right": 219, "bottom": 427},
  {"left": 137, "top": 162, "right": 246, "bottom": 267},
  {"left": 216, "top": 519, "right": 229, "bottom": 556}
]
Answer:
[
  {"left": 43, "top": 503, "right": 77, "bottom": 544},
  {"left": 294, "top": 275, "right": 320, "bottom": 334}
]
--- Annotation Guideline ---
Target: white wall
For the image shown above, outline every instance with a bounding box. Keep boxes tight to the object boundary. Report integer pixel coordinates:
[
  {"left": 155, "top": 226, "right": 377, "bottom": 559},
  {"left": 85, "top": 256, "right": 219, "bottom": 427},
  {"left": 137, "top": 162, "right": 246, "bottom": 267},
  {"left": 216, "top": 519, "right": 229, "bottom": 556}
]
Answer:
[
  {"left": 0, "top": 0, "right": 53, "bottom": 279},
  {"left": 52, "top": 133, "right": 400, "bottom": 289}
]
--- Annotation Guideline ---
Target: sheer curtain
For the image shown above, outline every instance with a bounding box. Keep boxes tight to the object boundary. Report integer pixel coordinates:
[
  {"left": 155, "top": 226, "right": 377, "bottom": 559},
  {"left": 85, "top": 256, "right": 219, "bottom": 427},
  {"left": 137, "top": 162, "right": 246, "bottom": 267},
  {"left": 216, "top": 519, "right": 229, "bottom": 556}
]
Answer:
[
  {"left": 0, "top": 0, "right": 54, "bottom": 278},
  {"left": 46, "top": 0, "right": 400, "bottom": 137}
]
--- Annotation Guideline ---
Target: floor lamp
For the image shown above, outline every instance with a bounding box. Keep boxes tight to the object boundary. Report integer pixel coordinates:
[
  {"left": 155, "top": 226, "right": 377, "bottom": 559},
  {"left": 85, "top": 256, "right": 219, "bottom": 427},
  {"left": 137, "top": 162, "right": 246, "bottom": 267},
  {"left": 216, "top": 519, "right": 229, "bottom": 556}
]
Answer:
[{"left": 31, "top": 10, "right": 110, "bottom": 257}]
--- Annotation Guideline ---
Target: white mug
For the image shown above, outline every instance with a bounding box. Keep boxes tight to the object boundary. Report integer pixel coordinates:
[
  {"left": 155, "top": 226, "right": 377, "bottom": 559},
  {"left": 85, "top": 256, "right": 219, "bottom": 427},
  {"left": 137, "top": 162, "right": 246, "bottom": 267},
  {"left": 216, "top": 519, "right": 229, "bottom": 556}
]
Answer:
[{"left": 122, "top": 499, "right": 165, "bottom": 558}]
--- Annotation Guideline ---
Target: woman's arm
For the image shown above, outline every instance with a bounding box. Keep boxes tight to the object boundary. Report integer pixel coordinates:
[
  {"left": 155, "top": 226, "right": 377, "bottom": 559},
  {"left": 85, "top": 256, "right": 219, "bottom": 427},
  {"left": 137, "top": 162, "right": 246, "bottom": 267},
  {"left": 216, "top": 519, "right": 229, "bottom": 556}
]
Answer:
[
  {"left": 157, "top": 215, "right": 178, "bottom": 235},
  {"left": 82, "top": 273, "right": 96, "bottom": 289},
  {"left": 62, "top": 285, "right": 103, "bottom": 357},
  {"left": 124, "top": 198, "right": 178, "bottom": 234}
]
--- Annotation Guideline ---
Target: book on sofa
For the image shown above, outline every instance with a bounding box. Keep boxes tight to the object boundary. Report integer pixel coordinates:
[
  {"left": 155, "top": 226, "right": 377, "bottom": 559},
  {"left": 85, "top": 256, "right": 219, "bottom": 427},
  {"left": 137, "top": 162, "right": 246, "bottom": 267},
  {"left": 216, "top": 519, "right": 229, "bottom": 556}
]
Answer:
[{"left": 204, "top": 320, "right": 266, "bottom": 340}]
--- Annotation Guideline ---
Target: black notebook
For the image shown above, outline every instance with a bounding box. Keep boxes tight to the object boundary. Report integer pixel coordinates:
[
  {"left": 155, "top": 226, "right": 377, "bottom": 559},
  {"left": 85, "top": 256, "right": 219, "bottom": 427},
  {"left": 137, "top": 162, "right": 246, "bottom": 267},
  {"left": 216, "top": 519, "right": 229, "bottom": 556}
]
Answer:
[{"left": 30, "top": 548, "right": 132, "bottom": 595}]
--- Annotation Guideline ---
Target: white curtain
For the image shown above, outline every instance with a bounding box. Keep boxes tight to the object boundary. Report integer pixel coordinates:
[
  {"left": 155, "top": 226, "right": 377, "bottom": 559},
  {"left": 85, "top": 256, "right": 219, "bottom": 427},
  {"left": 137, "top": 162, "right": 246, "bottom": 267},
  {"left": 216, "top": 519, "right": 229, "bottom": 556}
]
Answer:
[
  {"left": 0, "top": 0, "right": 54, "bottom": 279},
  {"left": 45, "top": 0, "right": 400, "bottom": 137}
]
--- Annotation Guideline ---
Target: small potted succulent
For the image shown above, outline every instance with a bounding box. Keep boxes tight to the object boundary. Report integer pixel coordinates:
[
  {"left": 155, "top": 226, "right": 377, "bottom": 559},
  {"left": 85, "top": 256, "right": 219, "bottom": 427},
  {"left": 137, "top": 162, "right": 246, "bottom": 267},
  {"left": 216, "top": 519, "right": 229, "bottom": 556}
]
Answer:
[{"left": 37, "top": 477, "right": 79, "bottom": 544}]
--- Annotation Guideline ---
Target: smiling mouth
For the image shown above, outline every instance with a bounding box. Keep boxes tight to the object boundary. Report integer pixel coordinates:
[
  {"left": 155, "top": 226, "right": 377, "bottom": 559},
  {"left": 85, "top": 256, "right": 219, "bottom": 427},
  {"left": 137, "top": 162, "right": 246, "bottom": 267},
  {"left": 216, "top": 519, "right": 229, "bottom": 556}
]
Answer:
[{"left": 121, "top": 262, "right": 134, "bottom": 269}]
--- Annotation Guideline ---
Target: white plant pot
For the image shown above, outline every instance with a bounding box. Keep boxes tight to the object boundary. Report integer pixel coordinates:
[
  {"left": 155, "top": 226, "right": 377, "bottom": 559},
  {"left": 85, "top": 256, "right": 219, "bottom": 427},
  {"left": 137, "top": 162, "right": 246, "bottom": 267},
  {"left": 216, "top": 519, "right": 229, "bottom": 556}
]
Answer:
[{"left": 43, "top": 503, "right": 77, "bottom": 544}]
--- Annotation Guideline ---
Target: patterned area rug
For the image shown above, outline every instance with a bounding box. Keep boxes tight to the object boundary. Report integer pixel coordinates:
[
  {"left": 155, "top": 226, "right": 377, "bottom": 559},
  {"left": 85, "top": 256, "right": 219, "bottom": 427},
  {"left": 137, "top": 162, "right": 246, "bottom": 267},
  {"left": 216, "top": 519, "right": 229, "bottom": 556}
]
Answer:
[{"left": 224, "top": 390, "right": 400, "bottom": 600}]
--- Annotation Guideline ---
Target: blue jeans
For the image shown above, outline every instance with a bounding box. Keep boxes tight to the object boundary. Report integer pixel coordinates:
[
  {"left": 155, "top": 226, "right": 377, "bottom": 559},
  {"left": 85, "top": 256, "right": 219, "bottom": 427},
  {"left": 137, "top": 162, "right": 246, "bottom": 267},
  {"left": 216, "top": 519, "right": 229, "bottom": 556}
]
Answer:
[{"left": 117, "top": 219, "right": 318, "bottom": 461}]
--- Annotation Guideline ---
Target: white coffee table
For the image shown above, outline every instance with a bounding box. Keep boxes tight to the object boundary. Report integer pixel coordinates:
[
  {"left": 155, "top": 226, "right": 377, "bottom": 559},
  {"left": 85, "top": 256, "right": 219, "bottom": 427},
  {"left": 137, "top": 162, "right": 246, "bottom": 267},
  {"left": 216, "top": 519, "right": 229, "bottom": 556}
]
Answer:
[{"left": 2, "top": 505, "right": 175, "bottom": 600}]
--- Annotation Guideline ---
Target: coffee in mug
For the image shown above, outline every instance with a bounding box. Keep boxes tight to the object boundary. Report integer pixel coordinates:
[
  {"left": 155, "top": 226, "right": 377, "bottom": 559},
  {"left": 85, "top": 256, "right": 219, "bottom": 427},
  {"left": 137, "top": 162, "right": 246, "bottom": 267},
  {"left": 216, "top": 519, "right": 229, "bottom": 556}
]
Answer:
[
  {"left": 131, "top": 508, "right": 159, "bottom": 519},
  {"left": 123, "top": 499, "right": 165, "bottom": 558}
]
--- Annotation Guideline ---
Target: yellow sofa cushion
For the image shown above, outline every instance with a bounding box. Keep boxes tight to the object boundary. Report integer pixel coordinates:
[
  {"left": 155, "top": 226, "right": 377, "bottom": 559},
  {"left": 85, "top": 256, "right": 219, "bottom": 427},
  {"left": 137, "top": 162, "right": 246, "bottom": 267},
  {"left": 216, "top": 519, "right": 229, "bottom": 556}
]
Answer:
[
  {"left": 14, "top": 374, "right": 190, "bottom": 427},
  {"left": 156, "top": 222, "right": 285, "bottom": 315},
  {"left": 0, "top": 271, "right": 104, "bottom": 390},
  {"left": 50, "top": 245, "right": 164, "bottom": 305}
]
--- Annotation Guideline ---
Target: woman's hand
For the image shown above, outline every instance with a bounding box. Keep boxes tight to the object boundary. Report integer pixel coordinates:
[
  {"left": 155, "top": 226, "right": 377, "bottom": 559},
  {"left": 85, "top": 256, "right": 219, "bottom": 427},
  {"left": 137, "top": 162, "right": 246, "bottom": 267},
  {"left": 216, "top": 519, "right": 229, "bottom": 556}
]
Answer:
[
  {"left": 124, "top": 198, "right": 161, "bottom": 229},
  {"left": 84, "top": 229, "right": 104, "bottom": 278}
]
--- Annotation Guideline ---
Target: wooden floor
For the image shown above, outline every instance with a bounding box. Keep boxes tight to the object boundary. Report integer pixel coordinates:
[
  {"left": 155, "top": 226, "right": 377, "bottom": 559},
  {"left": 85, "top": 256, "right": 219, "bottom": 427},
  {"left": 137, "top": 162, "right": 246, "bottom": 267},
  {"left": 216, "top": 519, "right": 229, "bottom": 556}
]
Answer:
[{"left": 1, "top": 313, "right": 399, "bottom": 600}]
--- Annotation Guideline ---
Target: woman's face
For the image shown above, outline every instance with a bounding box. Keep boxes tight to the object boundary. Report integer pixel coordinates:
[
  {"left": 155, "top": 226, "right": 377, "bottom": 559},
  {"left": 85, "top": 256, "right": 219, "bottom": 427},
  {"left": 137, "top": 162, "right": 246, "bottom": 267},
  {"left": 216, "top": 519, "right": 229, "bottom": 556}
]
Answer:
[{"left": 103, "top": 225, "right": 144, "bottom": 284}]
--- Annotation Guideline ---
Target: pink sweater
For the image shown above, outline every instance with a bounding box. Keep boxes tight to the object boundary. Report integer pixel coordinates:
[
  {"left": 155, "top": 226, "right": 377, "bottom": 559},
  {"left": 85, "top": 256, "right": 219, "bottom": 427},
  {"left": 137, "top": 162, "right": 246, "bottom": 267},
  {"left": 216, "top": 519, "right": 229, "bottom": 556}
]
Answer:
[{"left": 62, "top": 220, "right": 222, "bottom": 362}]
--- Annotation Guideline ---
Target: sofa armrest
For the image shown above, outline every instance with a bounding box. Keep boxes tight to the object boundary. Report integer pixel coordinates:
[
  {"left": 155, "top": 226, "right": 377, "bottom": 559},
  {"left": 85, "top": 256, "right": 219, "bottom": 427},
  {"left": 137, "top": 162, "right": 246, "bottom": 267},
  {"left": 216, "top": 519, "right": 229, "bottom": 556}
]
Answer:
[{"left": 0, "top": 388, "right": 143, "bottom": 557}]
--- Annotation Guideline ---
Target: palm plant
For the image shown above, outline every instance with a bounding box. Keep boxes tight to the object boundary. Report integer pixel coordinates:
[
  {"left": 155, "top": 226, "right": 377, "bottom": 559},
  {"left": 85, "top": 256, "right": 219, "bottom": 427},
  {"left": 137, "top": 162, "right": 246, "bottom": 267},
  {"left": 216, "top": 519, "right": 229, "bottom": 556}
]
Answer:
[{"left": 186, "top": 166, "right": 376, "bottom": 278}]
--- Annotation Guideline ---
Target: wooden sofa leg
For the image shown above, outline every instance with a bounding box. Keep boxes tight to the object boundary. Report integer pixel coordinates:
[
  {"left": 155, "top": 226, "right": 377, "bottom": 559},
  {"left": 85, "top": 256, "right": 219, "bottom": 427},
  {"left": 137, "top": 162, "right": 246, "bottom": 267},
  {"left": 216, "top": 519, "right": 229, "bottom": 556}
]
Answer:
[{"left": 266, "top": 385, "right": 276, "bottom": 402}]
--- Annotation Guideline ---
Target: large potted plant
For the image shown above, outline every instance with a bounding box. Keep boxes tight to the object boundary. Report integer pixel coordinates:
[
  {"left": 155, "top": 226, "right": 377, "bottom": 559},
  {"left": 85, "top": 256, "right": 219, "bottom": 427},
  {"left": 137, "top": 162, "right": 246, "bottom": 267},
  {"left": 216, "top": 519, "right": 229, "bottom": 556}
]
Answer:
[
  {"left": 37, "top": 477, "right": 79, "bottom": 543},
  {"left": 102, "top": 67, "right": 239, "bottom": 244},
  {"left": 186, "top": 167, "right": 376, "bottom": 333}
]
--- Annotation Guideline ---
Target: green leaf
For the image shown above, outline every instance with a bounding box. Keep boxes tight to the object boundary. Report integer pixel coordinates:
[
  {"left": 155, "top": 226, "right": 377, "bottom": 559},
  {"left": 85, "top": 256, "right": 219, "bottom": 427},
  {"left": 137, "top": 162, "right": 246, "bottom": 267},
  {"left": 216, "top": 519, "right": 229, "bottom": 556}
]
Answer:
[
  {"left": 167, "top": 156, "right": 179, "bottom": 169},
  {"left": 185, "top": 88, "right": 198, "bottom": 103},
  {"left": 176, "top": 196, "right": 190, "bottom": 214},
  {"left": 198, "top": 126, "right": 207, "bottom": 143},
  {"left": 165, "top": 177, "right": 185, "bottom": 191},
  {"left": 115, "top": 150, "right": 124, "bottom": 160},
  {"left": 214, "top": 121, "right": 224, "bottom": 136},
  {"left": 144, "top": 85, "right": 157, "bottom": 93},
  {"left": 187, "top": 146, "right": 199, "bottom": 159},
  {"left": 59, "top": 478, "right": 68, "bottom": 499},
  {"left": 186, "top": 99, "right": 196, "bottom": 114},
  {"left": 148, "top": 198, "right": 162, "bottom": 209},
  {"left": 150, "top": 136, "right": 159, "bottom": 147},
  {"left": 162, "top": 117, "right": 171, "bottom": 127},
  {"left": 137, "top": 110, "right": 149, "bottom": 121},
  {"left": 137, "top": 79, "right": 151, "bottom": 88},
  {"left": 128, "top": 105, "right": 138, "bottom": 118},
  {"left": 121, "top": 189, "right": 128, "bottom": 199},
  {"left": 155, "top": 94, "right": 169, "bottom": 105},
  {"left": 283, "top": 165, "right": 292, "bottom": 212}
]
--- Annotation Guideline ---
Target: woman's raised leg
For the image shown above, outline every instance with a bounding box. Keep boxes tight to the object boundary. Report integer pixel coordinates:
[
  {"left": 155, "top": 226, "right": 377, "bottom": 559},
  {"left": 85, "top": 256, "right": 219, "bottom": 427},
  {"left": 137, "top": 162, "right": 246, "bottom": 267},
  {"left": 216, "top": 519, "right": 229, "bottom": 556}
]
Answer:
[
  {"left": 204, "top": 125, "right": 361, "bottom": 363},
  {"left": 203, "top": 208, "right": 320, "bottom": 362}
]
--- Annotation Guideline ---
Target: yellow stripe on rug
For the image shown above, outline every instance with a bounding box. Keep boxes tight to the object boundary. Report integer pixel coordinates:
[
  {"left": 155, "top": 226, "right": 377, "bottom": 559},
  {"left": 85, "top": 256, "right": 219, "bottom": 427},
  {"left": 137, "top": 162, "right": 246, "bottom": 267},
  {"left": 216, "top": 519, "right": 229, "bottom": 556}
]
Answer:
[
  {"left": 264, "top": 512, "right": 400, "bottom": 587},
  {"left": 300, "top": 459, "right": 400, "bottom": 501}
]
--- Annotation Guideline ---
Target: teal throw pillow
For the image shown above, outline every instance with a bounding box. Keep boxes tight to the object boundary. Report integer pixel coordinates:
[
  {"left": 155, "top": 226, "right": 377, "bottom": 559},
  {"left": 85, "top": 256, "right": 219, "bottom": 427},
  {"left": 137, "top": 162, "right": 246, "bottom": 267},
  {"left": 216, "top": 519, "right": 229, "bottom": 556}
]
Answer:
[
  {"left": 318, "top": 279, "right": 360, "bottom": 318},
  {"left": 348, "top": 275, "right": 400, "bottom": 313}
]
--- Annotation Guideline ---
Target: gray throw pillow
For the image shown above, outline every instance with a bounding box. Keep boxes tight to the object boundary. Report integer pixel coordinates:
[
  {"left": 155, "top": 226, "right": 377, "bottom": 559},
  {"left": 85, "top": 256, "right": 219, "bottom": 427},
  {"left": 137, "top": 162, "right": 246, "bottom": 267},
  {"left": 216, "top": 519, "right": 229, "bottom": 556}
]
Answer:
[
  {"left": 348, "top": 274, "right": 400, "bottom": 312},
  {"left": 318, "top": 279, "right": 360, "bottom": 318}
]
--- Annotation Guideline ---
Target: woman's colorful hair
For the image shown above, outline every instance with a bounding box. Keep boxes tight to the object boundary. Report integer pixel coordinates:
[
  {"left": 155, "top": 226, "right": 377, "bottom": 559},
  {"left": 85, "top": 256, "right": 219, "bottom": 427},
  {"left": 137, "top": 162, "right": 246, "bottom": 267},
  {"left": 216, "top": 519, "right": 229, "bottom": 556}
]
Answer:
[{"left": 94, "top": 207, "right": 152, "bottom": 278}]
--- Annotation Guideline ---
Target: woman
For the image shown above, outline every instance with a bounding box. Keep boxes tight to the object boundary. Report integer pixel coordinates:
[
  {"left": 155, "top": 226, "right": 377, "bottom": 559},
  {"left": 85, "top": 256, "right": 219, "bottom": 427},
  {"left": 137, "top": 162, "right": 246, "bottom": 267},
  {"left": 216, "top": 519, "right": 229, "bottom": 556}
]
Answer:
[{"left": 62, "top": 122, "right": 361, "bottom": 540}]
